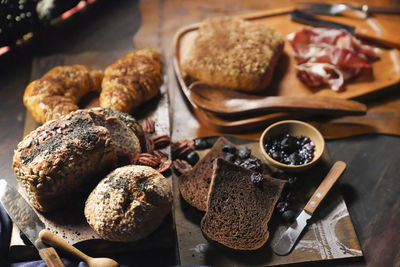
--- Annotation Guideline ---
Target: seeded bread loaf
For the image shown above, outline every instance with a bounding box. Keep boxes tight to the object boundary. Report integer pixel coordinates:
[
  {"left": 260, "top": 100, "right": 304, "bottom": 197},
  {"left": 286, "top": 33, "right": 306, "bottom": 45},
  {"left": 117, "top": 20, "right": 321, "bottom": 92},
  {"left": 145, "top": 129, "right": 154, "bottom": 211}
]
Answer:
[
  {"left": 182, "top": 17, "right": 284, "bottom": 93},
  {"left": 178, "top": 137, "right": 231, "bottom": 211},
  {"left": 87, "top": 107, "right": 146, "bottom": 163},
  {"left": 85, "top": 165, "right": 173, "bottom": 242},
  {"left": 12, "top": 107, "right": 145, "bottom": 212},
  {"left": 200, "top": 159, "right": 286, "bottom": 250}
]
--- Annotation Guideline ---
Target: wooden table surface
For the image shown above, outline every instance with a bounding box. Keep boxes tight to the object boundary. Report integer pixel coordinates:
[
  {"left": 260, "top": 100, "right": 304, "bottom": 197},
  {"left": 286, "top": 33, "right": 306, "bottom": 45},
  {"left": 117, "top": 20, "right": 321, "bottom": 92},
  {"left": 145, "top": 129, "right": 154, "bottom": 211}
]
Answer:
[{"left": 0, "top": 0, "right": 399, "bottom": 266}]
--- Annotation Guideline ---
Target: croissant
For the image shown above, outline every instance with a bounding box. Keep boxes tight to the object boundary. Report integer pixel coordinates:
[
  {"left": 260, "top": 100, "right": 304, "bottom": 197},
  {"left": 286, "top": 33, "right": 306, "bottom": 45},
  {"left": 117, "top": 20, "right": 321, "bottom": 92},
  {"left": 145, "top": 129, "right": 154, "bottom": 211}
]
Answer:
[
  {"left": 100, "top": 49, "right": 162, "bottom": 113},
  {"left": 23, "top": 65, "right": 103, "bottom": 124}
]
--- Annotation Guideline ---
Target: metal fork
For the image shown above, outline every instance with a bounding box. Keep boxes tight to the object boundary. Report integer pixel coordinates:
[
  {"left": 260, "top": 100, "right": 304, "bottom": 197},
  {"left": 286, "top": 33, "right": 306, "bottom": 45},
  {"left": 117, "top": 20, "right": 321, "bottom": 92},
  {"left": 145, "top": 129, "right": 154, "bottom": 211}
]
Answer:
[{"left": 298, "top": 2, "right": 400, "bottom": 16}]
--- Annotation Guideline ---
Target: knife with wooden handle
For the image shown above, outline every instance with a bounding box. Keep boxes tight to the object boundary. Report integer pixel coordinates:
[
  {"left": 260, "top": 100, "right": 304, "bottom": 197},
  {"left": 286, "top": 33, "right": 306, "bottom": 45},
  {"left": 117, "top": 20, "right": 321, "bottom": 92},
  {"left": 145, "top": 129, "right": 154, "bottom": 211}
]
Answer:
[
  {"left": 273, "top": 161, "right": 346, "bottom": 255},
  {"left": 0, "top": 179, "right": 65, "bottom": 267}
]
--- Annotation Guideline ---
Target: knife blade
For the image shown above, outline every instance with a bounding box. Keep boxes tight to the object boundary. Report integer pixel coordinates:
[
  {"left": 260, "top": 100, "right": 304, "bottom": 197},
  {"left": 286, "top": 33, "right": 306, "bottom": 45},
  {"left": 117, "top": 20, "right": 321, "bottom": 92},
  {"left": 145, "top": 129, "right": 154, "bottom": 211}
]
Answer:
[
  {"left": 273, "top": 161, "right": 346, "bottom": 256},
  {"left": 289, "top": 9, "right": 400, "bottom": 48},
  {"left": 290, "top": 9, "right": 355, "bottom": 33},
  {"left": 0, "top": 179, "right": 65, "bottom": 267}
]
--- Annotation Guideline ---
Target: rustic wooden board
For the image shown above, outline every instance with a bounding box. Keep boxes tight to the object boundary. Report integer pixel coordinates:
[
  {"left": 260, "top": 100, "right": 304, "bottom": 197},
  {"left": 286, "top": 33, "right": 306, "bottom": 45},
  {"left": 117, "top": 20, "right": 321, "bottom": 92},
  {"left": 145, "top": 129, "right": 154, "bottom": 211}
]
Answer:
[
  {"left": 172, "top": 137, "right": 362, "bottom": 266},
  {"left": 9, "top": 51, "right": 174, "bottom": 261},
  {"left": 173, "top": 6, "right": 400, "bottom": 132}
]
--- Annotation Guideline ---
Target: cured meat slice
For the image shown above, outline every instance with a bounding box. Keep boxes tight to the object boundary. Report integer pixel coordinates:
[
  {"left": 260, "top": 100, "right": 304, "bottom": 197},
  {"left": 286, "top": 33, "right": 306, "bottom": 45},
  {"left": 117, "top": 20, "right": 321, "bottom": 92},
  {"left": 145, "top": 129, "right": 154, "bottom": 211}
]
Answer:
[
  {"left": 296, "top": 63, "right": 344, "bottom": 91},
  {"left": 288, "top": 27, "right": 380, "bottom": 91}
]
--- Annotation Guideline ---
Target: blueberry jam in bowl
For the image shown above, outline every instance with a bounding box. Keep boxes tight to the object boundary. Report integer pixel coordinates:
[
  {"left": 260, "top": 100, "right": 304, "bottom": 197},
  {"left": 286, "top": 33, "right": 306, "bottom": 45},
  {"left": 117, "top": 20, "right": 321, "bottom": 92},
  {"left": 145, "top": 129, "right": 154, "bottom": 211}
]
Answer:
[{"left": 259, "top": 120, "right": 325, "bottom": 172}]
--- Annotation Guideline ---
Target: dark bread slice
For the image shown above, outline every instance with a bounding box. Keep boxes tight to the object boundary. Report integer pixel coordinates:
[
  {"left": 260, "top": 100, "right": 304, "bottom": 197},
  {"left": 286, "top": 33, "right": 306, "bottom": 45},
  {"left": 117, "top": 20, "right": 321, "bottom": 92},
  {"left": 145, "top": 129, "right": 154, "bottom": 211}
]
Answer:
[
  {"left": 200, "top": 158, "right": 286, "bottom": 250},
  {"left": 178, "top": 137, "right": 231, "bottom": 211}
]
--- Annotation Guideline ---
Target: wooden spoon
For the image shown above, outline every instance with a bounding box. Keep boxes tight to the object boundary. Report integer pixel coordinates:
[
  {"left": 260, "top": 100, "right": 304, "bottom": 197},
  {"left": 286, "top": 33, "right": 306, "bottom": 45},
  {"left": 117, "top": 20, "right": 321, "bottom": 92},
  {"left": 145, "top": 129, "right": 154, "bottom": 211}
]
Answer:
[
  {"left": 189, "top": 82, "right": 367, "bottom": 116},
  {"left": 39, "top": 230, "right": 119, "bottom": 267}
]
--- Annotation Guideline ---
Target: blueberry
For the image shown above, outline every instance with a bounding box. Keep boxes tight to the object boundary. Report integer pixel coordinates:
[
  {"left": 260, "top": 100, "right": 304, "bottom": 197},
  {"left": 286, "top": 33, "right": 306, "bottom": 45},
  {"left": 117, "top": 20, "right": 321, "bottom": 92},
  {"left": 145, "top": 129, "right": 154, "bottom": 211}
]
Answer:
[
  {"left": 250, "top": 172, "right": 264, "bottom": 187},
  {"left": 234, "top": 159, "right": 243, "bottom": 165},
  {"left": 205, "top": 137, "right": 218, "bottom": 148},
  {"left": 240, "top": 158, "right": 262, "bottom": 173},
  {"left": 238, "top": 147, "right": 251, "bottom": 159},
  {"left": 282, "top": 210, "right": 296, "bottom": 223},
  {"left": 194, "top": 138, "right": 208, "bottom": 150},
  {"left": 288, "top": 176, "right": 298, "bottom": 185},
  {"left": 276, "top": 201, "right": 288, "bottom": 213},
  {"left": 271, "top": 151, "right": 282, "bottom": 161},
  {"left": 222, "top": 144, "right": 236, "bottom": 154},
  {"left": 186, "top": 151, "right": 199, "bottom": 165},
  {"left": 224, "top": 153, "right": 236, "bottom": 163},
  {"left": 284, "top": 192, "right": 296, "bottom": 202}
]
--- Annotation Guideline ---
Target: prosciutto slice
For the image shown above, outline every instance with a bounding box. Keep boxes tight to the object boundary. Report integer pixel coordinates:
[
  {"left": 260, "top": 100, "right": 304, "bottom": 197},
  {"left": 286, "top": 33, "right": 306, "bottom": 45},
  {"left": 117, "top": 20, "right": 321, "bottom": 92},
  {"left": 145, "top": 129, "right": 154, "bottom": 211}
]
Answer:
[{"left": 287, "top": 27, "right": 380, "bottom": 91}]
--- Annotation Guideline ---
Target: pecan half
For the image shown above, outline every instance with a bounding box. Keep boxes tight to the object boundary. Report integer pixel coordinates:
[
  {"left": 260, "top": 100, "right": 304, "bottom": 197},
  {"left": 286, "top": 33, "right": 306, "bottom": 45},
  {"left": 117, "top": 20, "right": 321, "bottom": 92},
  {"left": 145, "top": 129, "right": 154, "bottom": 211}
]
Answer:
[
  {"left": 151, "top": 135, "right": 170, "bottom": 150},
  {"left": 153, "top": 149, "right": 169, "bottom": 160},
  {"left": 158, "top": 160, "right": 172, "bottom": 173},
  {"left": 141, "top": 119, "right": 155, "bottom": 134},
  {"left": 145, "top": 137, "right": 155, "bottom": 154},
  {"left": 173, "top": 159, "right": 193, "bottom": 175},
  {"left": 171, "top": 139, "right": 194, "bottom": 159},
  {"left": 137, "top": 153, "right": 160, "bottom": 168}
]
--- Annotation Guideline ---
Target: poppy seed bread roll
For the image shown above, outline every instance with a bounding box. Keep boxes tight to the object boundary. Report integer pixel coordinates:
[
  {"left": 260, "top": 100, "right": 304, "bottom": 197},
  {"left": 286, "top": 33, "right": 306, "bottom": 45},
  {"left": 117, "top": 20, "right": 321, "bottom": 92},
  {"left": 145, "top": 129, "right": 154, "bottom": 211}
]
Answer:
[
  {"left": 12, "top": 108, "right": 117, "bottom": 212},
  {"left": 182, "top": 17, "right": 284, "bottom": 93},
  {"left": 84, "top": 165, "right": 173, "bottom": 242}
]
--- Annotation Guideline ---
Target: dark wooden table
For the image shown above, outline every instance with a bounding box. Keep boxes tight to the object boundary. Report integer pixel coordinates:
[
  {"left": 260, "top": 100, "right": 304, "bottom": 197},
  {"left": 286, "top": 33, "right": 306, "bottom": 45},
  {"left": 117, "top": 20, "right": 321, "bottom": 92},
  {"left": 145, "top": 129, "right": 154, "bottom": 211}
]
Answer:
[{"left": 1, "top": 0, "right": 399, "bottom": 266}]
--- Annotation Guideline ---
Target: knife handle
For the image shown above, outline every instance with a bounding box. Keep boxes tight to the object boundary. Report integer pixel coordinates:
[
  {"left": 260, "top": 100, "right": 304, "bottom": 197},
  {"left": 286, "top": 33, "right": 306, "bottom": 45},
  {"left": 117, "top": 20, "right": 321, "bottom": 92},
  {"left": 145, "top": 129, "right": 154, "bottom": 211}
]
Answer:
[
  {"left": 366, "top": 5, "right": 400, "bottom": 14},
  {"left": 38, "top": 247, "right": 65, "bottom": 267},
  {"left": 304, "top": 161, "right": 346, "bottom": 215},
  {"left": 354, "top": 18, "right": 400, "bottom": 49}
]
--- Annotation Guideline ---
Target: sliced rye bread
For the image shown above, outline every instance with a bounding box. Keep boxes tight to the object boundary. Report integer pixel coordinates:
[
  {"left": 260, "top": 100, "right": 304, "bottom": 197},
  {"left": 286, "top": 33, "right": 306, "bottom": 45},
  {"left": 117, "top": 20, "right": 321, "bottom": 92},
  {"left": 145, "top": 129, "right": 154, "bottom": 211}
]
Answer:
[
  {"left": 178, "top": 137, "right": 231, "bottom": 211},
  {"left": 200, "top": 158, "right": 286, "bottom": 250}
]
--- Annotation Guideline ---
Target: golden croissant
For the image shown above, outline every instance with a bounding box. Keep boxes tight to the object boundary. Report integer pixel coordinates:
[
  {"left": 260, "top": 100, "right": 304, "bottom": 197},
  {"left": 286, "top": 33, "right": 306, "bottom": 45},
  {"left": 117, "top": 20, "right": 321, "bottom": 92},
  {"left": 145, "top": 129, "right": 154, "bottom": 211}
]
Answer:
[
  {"left": 100, "top": 49, "right": 163, "bottom": 113},
  {"left": 23, "top": 65, "right": 103, "bottom": 124}
]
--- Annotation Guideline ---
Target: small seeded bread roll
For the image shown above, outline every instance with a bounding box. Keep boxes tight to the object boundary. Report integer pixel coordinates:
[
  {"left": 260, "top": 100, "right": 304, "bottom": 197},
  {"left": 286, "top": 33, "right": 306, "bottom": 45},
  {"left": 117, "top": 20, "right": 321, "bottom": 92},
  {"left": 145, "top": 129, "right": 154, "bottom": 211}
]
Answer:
[{"left": 85, "top": 165, "right": 173, "bottom": 242}]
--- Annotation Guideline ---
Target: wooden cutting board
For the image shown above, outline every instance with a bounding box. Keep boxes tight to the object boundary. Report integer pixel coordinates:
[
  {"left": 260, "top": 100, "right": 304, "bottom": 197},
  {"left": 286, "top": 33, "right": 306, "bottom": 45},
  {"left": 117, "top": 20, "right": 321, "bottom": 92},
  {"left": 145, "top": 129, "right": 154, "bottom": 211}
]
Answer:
[
  {"left": 9, "top": 51, "right": 174, "bottom": 261},
  {"left": 172, "top": 137, "right": 362, "bottom": 266},
  {"left": 173, "top": 6, "right": 400, "bottom": 132}
]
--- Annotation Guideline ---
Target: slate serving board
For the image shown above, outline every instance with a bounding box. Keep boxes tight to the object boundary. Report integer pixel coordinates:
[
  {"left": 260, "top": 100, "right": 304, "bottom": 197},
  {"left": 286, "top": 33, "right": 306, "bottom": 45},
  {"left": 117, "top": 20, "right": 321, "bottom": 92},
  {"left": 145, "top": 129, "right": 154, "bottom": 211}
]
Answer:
[{"left": 171, "top": 136, "right": 362, "bottom": 266}]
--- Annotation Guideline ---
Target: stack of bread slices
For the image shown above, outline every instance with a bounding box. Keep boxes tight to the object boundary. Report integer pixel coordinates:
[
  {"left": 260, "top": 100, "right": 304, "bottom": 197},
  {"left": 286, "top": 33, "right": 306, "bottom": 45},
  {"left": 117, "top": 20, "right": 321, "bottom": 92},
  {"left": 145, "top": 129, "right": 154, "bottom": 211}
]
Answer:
[{"left": 179, "top": 137, "right": 286, "bottom": 250}]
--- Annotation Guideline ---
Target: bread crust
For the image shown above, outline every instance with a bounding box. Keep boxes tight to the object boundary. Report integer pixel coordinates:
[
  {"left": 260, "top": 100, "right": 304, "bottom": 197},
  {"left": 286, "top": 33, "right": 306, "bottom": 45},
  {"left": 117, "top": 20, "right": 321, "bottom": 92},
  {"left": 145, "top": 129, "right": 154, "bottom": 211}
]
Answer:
[
  {"left": 182, "top": 17, "right": 284, "bottom": 92},
  {"left": 13, "top": 109, "right": 117, "bottom": 212},
  {"left": 200, "top": 159, "right": 286, "bottom": 250},
  {"left": 100, "top": 49, "right": 163, "bottom": 113},
  {"left": 23, "top": 65, "right": 103, "bottom": 124},
  {"left": 84, "top": 165, "right": 172, "bottom": 242},
  {"left": 178, "top": 137, "right": 230, "bottom": 211}
]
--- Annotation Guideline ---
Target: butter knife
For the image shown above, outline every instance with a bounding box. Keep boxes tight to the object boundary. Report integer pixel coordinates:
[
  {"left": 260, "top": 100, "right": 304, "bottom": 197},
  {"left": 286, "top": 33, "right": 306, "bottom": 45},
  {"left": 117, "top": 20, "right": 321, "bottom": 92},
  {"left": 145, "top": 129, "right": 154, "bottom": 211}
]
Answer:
[
  {"left": 273, "top": 161, "right": 346, "bottom": 256},
  {"left": 0, "top": 179, "right": 65, "bottom": 267}
]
